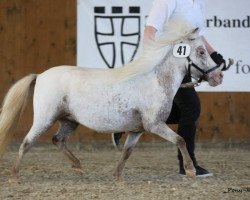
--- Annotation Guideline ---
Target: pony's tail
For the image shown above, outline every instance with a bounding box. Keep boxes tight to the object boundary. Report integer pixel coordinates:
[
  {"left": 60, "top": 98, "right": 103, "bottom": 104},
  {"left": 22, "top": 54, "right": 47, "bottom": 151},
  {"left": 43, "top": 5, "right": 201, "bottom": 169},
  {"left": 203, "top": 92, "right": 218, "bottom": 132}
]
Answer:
[{"left": 0, "top": 74, "right": 37, "bottom": 158}]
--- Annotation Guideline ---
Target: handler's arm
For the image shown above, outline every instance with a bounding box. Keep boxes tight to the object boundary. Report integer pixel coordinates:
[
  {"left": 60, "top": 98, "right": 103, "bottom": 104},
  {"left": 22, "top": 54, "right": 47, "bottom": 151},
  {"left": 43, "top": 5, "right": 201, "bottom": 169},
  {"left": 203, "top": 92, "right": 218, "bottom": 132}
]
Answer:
[
  {"left": 144, "top": 0, "right": 176, "bottom": 44},
  {"left": 143, "top": 26, "right": 157, "bottom": 43},
  {"left": 202, "top": 36, "right": 224, "bottom": 86},
  {"left": 202, "top": 36, "right": 226, "bottom": 70},
  {"left": 201, "top": 36, "right": 215, "bottom": 55}
]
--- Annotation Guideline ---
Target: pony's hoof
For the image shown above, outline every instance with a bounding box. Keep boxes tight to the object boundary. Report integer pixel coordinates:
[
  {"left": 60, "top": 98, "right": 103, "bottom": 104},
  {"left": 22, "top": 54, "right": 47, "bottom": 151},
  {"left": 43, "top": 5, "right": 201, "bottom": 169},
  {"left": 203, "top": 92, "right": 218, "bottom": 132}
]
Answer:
[
  {"left": 8, "top": 175, "right": 20, "bottom": 184},
  {"left": 113, "top": 171, "right": 124, "bottom": 182},
  {"left": 114, "top": 175, "right": 124, "bottom": 182},
  {"left": 184, "top": 162, "right": 196, "bottom": 178},
  {"left": 185, "top": 169, "right": 196, "bottom": 178},
  {"left": 72, "top": 167, "right": 83, "bottom": 175},
  {"left": 115, "top": 178, "right": 127, "bottom": 185}
]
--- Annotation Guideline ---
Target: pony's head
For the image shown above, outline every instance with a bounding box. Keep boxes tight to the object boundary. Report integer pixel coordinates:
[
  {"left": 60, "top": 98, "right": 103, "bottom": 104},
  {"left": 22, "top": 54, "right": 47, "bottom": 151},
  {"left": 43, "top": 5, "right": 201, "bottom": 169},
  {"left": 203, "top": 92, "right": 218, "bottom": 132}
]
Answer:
[{"left": 181, "top": 28, "right": 225, "bottom": 87}]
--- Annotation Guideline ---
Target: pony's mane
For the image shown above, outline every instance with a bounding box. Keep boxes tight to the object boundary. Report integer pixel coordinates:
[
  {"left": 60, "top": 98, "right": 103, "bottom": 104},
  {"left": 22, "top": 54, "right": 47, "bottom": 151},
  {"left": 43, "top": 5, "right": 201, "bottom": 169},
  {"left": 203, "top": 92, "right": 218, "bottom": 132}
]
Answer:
[{"left": 112, "top": 21, "right": 195, "bottom": 82}]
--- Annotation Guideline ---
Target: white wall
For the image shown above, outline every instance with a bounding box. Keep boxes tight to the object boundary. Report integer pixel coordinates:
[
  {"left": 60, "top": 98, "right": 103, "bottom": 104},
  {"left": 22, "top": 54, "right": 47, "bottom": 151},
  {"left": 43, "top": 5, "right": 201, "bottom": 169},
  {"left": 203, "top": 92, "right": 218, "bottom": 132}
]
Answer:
[{"left": 77, "top": 0, "right": 250, "bottom": 91}]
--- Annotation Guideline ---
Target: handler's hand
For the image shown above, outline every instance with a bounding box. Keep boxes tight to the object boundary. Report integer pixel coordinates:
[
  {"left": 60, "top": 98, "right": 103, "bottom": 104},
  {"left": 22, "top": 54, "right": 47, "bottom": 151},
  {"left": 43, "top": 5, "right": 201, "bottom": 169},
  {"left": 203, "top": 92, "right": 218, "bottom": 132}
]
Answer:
[{"left": 210, "top": 51, "right": 227, "bottom": 71}]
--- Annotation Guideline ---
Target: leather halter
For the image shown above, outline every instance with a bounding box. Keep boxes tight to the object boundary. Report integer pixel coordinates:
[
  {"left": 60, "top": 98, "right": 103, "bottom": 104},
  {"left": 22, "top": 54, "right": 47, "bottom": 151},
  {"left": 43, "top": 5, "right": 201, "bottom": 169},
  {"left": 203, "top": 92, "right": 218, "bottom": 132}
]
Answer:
[{"left": 186, "top": 56, "right": 221, "bottom": 85}]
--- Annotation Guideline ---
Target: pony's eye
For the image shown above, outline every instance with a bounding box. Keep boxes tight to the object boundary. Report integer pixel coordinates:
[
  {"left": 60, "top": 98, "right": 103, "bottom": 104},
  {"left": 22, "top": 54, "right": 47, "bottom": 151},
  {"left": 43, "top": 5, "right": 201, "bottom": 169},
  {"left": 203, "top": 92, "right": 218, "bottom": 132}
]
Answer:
[
  {"left": 196, "top": 46, "right": 207, "bottom": 59},
  {"left": 189, "top": 38, "right": 196, "bottom": 41}
]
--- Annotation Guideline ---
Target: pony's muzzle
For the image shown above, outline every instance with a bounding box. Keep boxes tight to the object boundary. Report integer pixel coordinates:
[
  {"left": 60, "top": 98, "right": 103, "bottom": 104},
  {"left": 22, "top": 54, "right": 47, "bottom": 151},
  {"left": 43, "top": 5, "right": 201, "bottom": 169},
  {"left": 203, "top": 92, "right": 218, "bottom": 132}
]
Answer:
[{"left": 207, "top": 70, "right": 224, "bottom": 87}]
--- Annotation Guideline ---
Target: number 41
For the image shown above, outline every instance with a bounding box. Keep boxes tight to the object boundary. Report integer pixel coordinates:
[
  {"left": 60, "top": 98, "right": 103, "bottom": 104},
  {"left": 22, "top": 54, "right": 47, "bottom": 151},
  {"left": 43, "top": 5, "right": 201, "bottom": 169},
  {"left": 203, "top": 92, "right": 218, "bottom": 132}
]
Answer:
[
  {"left": 177, "top": 46, "right": 187, "bottom": 55},
  {"left": 173, "top": 44, "right": 191, "bottom": 58}
]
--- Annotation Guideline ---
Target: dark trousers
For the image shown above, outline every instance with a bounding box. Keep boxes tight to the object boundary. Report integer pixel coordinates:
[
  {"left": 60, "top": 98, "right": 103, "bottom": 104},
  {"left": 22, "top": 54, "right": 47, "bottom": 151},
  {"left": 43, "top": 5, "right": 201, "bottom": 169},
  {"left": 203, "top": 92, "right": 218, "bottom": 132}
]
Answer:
[{"left": 167, "top": 76, "right": 200, "bottom": 168}]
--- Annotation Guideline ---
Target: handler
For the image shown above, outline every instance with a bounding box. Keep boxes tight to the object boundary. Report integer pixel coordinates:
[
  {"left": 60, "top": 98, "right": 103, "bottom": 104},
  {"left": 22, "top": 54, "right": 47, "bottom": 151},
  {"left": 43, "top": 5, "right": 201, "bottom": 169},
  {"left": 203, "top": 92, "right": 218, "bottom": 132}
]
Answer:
[{"left": 112, "top": 0, "right": 226, "bottom": 177}]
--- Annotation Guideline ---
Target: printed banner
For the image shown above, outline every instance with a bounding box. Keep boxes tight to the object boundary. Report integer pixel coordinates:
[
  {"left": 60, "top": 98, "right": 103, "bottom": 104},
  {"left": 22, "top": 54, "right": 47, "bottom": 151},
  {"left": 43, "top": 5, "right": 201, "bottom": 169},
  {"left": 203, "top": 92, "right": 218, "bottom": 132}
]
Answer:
[{"left": 77, "top": 0, "right": 250, "bottom": 92}]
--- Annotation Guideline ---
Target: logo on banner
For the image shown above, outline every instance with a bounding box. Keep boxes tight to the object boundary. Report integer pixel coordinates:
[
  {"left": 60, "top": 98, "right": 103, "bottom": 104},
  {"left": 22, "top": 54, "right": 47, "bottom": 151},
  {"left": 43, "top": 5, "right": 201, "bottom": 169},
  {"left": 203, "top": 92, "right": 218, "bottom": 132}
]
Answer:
[{"left": 94, "top": 6, "right": 141, "bottom": 68}]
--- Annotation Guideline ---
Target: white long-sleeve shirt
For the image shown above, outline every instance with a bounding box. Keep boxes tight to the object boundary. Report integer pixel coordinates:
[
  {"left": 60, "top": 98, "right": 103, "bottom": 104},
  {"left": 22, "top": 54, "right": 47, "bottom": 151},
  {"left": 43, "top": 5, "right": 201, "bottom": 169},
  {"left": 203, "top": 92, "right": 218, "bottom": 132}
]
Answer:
[{"left": 146, "top": 0, "right": 205, "bottom": 35}]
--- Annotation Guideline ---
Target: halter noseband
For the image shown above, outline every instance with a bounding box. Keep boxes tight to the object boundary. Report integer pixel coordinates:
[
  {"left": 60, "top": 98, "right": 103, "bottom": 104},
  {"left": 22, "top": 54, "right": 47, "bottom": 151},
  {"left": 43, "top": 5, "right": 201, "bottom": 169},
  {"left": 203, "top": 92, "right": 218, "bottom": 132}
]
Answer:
[{"left": 186, "top": 56, "right": 221, "bottom": 86}]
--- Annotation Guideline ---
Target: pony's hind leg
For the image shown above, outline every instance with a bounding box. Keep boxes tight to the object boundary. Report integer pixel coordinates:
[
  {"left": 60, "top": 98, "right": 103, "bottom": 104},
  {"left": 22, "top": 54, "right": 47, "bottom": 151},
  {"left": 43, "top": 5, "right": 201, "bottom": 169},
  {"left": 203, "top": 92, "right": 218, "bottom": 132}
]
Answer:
[
  {"left": 113, "top": 131, "right": 143, "bottom": 181},
  {"left": 12, "top": 122, "right": 53, "bottom": 177},
  {"left": 52, "top": 119, "right": 81, "bottom": 173}
]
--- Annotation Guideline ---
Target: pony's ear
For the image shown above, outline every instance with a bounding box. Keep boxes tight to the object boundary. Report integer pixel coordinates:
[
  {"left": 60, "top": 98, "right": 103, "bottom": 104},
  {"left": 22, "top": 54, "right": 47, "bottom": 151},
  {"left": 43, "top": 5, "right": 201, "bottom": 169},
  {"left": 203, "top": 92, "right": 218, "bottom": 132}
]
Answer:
[
  {"left": 187, "top": 27, "right": 200, "bottom": 40},
  {"left": 192, "top": 27, "right": 199, "bottom": 34}
]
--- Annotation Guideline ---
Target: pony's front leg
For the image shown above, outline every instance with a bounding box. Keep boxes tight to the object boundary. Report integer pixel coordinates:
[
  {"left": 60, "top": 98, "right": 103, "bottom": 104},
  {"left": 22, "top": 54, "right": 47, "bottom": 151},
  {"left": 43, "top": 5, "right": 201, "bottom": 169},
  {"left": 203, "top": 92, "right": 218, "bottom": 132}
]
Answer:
[
  {"left": 113, "top": 132, "right": 143, "bottom": 181},
  {"left": 146, "top": 122, "right": 196, "bottom": 178}
]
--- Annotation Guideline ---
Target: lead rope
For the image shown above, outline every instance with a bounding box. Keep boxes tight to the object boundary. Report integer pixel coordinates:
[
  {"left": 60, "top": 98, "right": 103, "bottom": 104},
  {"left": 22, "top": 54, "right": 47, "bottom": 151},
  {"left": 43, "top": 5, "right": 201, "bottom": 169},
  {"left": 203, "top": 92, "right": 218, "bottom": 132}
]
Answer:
[{"left": 180, "top": 81, "right": 200, "bottom": 88}]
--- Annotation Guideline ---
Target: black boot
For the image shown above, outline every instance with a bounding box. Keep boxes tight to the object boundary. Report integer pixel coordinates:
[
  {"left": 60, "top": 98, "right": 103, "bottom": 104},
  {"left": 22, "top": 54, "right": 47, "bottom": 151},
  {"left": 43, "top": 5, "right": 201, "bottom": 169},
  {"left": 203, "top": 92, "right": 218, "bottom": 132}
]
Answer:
[
  {"left": 178, "top": 149, "right": 213, "bottom": 177},
  {"left": 111, "top": 132, "right": 124, "bottom": 147}
]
